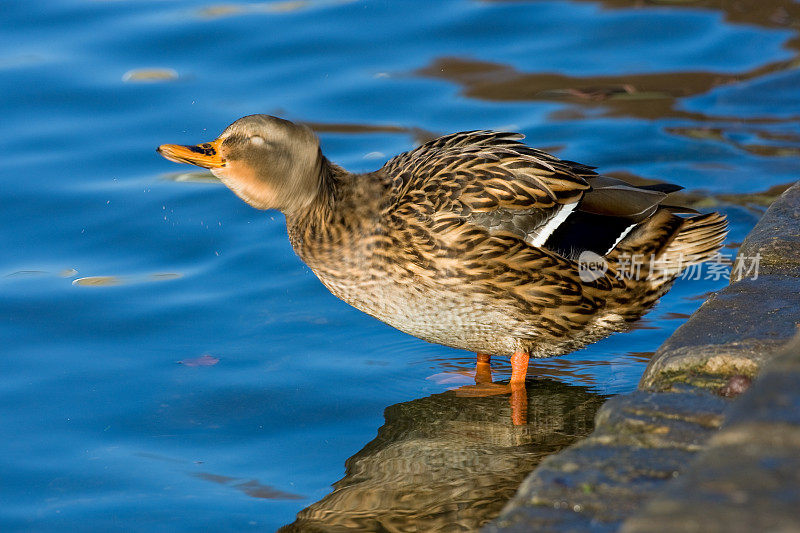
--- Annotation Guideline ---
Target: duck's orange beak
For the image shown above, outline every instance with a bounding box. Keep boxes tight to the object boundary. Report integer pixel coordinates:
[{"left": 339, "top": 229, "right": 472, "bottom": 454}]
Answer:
[{"left": 157, "top": 139, "right": 225, "bottom": 169}]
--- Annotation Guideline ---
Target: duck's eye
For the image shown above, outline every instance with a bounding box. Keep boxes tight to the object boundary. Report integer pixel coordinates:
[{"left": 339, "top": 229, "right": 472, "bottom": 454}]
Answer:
[{"left": 250, "top": 135, "right": 266, "bottom": 146}]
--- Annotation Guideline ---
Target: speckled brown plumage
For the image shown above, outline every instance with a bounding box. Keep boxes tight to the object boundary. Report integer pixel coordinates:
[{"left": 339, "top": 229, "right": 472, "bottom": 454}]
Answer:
[{"left": 158, "top": 115, "right": 728, "bottom": 361}]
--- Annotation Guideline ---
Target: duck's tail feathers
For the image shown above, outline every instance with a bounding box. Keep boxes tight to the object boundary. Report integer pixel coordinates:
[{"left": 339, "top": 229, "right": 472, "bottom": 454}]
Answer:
[
  {"left": 601, "top": 210, "right": 727, "bottom": 322},
  {"left": 606, "top": 211, "right": 728, "bottom": 277},
  {"left": 660, "top": 212, "right": 728, "bottom": 270}
]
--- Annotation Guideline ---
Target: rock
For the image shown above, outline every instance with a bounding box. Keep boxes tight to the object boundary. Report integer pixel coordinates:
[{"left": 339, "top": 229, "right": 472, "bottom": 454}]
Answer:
[
  {"left": 638, "top": 277, "right": 800, "bottom": 392},
  {"left": 640, "top": 181, "right": 800, "bottom": 392},
  {"left": 734, "top": 180, "right": 800, "bottom": 278},
  {"left": 621, "top": 334, "right": 800, "bottom": 533},
  {"left": 485, "top": 391, "right": 728, "bottom": 532}
]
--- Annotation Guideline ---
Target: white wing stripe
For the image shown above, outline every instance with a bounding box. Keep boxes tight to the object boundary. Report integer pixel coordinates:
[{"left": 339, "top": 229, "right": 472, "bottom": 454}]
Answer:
[
  {"left": 605, "top": 223, "right": 637, "bottom": 255},
  {"left": 530, "top": 201, "right": 579, "bottom": 247}
]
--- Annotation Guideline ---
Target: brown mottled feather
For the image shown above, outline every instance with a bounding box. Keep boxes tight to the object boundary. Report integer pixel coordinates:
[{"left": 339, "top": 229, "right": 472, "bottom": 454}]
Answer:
[{"left": 382, "top": 130, "right": 592, "bottom": 217}]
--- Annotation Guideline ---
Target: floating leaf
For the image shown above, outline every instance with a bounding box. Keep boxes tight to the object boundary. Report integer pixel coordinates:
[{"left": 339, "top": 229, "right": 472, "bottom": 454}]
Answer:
[
  {"left": 197, "top": 5, "right": 244, "bottom": 18},
  {"left": 178, "top": 355, "right": 220, "bottom": 367},
  {"left": 122, "top": 68, "right": 179, "bottom": 83},
  {"left": 264, "top": 1, "right": 309, "bottom": 12},
  {"left": 73, "top": 276, "right": 122, "bottom": 287},
  {"left": 72, "top": 272, "right": 183, "bottom": 287},
  {"left": 198, "top": 0, "right": 309, "bottom": 18}
]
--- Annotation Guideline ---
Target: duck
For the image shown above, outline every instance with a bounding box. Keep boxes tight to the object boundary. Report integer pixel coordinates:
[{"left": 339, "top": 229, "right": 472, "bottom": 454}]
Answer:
[{"left": 158, "top": 114, "right": 727, "bottom": 425}]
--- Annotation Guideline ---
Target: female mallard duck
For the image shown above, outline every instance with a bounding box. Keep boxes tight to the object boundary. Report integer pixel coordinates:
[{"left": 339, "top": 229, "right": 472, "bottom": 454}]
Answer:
[{"left": 158, "top": 115, "right": 727, "bottom": 424}]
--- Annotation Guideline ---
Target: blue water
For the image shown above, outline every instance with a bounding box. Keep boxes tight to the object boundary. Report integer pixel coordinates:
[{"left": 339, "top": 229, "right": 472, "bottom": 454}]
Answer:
[{"left": 2, "top": 0, "right": 799, "bottom": 530}]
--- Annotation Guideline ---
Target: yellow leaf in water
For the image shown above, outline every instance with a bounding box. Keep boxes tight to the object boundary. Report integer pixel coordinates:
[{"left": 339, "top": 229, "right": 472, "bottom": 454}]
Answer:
[
  {"left": 197, "top": 4, "right": 244, "bottom": 18},
  {"left": 199, "top": 1, "right": 308, "bottom": 18},
  {"left": 72, "top": 276, "right": 122, "bottom": 287},
  {"left": 264, "top": 0, "right": 309, "bottom": 12},
  {"left": 122, "top": 68, "right": 179, "bottom": 83}
]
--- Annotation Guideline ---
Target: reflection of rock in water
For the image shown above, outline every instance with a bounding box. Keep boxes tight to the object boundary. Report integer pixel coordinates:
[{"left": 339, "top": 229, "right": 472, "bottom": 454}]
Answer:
[{"left": 280, "top": 380, "right": 606, "bottom": 532}]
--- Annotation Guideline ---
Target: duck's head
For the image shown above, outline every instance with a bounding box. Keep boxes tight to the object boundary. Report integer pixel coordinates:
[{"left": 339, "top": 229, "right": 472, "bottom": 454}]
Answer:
[{"left": 158, "top": 114, "right": 325, "bottom": 214}]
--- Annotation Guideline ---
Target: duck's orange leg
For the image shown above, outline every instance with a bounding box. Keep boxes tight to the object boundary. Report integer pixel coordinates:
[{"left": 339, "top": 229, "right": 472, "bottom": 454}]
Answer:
[
  {"left": 455, "top": 350, "right": 530, "bottom": 425},
  {"left": 455, "top": 352, "right": 508, "bottom": 396},
  {"left": 509, "top": 351, "right": 530, "bottom": 426},
  {"left": 475, "top": 352, "right": 492, "bottom": 384}
]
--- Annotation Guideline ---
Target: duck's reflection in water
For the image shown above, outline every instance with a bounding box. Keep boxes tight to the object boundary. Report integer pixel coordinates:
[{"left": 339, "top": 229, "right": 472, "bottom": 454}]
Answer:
[{"left": 280, "top": 380, "right": 606, "bottom": 532}]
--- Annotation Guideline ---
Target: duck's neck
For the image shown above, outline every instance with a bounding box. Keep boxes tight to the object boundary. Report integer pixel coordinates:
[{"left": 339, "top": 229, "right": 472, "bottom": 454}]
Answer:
[
  {"left": 284, "top": 157, "right": 387, "bottom": 270},
  {"left": 284, "top": 156, "right": 349, "bottom": 252}
]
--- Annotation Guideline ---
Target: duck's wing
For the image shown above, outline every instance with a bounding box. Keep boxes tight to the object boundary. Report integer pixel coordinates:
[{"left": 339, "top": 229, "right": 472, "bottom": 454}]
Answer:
[{"left": 380, "top": 130, "right": 683, "bottom": 258}]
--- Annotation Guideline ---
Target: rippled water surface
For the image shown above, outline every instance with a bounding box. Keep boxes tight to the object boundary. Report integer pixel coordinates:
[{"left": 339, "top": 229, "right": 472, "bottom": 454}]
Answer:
[{"left": 2, "top": 0, "right": 799, "bottom": 530}]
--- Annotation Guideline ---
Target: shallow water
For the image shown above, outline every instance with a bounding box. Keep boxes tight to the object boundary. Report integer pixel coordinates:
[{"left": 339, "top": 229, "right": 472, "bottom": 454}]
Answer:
[{"left": 2, "top": 0, "right": 799, "bottom": 530}]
